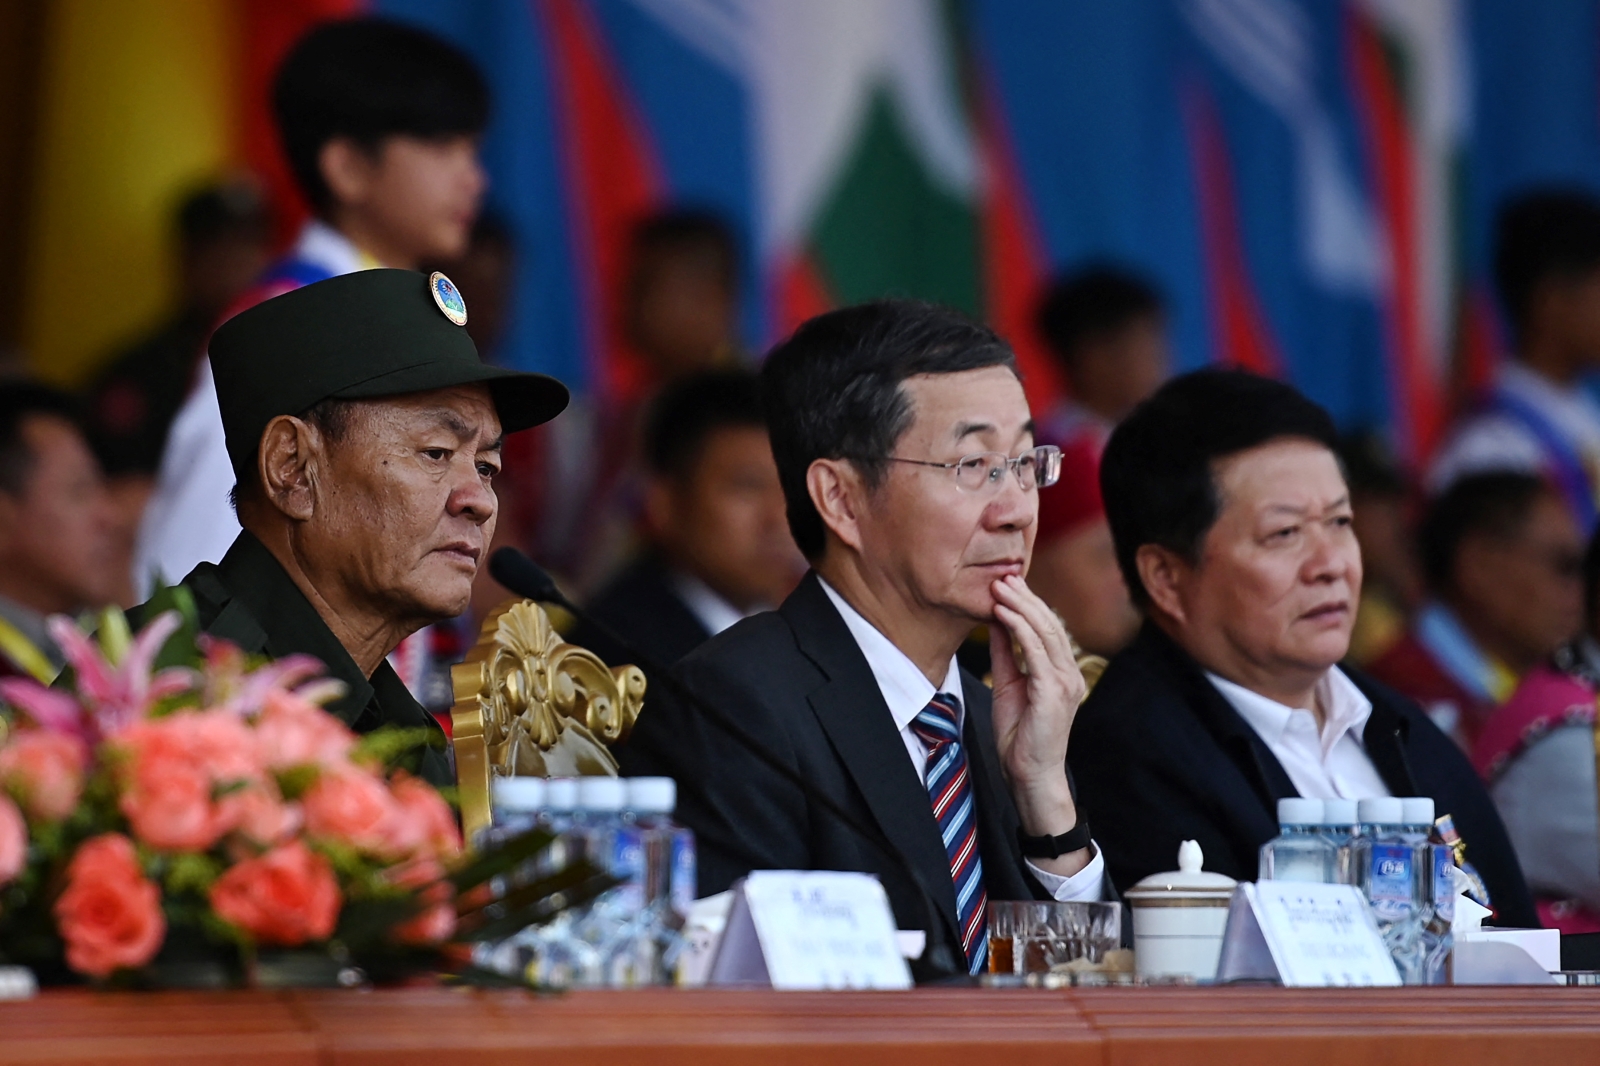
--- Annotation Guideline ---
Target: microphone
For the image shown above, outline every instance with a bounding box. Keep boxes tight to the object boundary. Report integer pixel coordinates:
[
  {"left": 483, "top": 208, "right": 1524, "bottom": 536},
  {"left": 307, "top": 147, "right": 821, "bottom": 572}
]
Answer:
[{"left": 487, "top": 547, "right": 963, "bottom": 979}]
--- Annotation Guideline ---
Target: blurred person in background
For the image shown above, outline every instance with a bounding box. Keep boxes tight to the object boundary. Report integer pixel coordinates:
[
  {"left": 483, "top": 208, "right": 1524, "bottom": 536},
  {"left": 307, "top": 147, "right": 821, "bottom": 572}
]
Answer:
[
  {"left": 1472, "top": 523, "right": 1600, "bottom": 934},
  {"left": 84, "top": 178, "right": 272, "bottom": 605},
  {"left": 0, "top": 384, "right": 117, "bottom": 681},
  {"left": 537, "top": 209, "right": 748, "bottom": 594},
  {"left": 134, "top": 17, "right": 490, "bottom": 600},
  {"left": 1338, "top": 431, "right": 1424, "bottom": 665},
  {"left": 1034, "top": 264, "right": 1169, "bottom": 451},
  {"left": 1369, "top": 472, "right": 1583, "bottom": 751},
  {"left": 567, "top": 369, "right": 803, "bottom": 680},
  {"left": 1430, "top": 189, "right": 1600, "bottom": 532},
  {"left": 1026, "top": 436, "right": 1138, "bottom": 658}
]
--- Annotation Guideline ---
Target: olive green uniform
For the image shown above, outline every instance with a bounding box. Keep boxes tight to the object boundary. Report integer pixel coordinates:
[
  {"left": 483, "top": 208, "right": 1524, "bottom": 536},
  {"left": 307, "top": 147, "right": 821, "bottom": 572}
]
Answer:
[{"left": 147, "top": 531, "right": 453, "bottom": 787}]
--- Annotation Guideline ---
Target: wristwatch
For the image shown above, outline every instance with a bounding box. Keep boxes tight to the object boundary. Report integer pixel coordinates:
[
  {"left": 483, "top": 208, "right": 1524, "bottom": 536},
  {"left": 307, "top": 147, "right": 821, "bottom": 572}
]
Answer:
[{"left": 1017, "top": 819, "right": 1092, "bottom": 859}]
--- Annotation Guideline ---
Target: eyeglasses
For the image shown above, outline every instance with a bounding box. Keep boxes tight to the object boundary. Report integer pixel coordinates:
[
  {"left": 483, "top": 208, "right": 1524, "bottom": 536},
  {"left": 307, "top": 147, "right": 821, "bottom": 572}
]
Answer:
[{"left": 884, "top": 445, "right": 1062, "bottom": 493}]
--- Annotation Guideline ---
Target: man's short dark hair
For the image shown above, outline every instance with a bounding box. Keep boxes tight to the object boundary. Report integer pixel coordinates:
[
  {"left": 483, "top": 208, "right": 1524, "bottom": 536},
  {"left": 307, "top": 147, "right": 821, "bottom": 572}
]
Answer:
[
  {"left": 1419, "top": 472, "right": 1550, "bottom": 599},
  {"left": 273, "top": 17, "right": 490, "bottom": 213},
  {"left": 1035, "top": 264, "right": 1164, "bottom": 369},
  {"left": 760, "top": 300, "right": 1018, "bottom": 560},
  {"left": 1495, "top": 189, "right": 1600, "bottom": 347},
  {"left": 176, "top": 178, "right": 271, "bottom": 249},
  {"left": 630, "top": 209, "right": 739, "bottom": 291},
  {"left": 0, "top": 383, "right": 85, "bottom": 497},
  {"left": 1101, "top": 368, "right": 1340, "bottom": 607},
  {"left": 644, "top": 369, "right": 764, "bottom": 482}
]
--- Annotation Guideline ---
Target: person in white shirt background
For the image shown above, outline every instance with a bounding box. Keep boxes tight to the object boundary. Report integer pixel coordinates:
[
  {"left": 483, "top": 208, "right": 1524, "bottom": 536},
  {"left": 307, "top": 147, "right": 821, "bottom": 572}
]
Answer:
[
  {"left": 1430, "top": 189, "right": 1600, "bottom": 534},
  {"left": 132, "top": 18, "right": 489, "bottom": 704},
  {"left": 1068, "top": 368, "right": 1537, "bottom": 926}
]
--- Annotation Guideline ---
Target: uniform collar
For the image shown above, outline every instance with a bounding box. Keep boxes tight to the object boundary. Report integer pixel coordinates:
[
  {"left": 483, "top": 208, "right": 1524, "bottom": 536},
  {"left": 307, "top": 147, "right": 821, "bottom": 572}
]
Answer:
[
  {"left": 291, "top": 219, "right": 379, "bottom": 278},
  {"left": 214, "top": 530, "right": 382, "bottom": 725},
  {"left": 817, "top": 577, "right": 965, "bottom": 733}
]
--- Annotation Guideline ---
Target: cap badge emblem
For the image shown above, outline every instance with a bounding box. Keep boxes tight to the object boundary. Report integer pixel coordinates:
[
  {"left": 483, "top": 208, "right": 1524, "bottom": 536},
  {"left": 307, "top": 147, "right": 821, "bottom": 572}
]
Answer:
[{"left": 429, "top": 271, "right": 468, "bottom": 326}]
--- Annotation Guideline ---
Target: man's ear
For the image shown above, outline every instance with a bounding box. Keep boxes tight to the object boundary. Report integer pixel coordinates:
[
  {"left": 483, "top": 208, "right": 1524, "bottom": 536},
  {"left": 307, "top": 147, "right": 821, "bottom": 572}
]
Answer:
[
  {"left": 257, "top": 415, "right": 321, "bottom": 521},
  {"left": 806, "top": 457, "right": 866, "bottom": 554},
  {"left": 1135, "top": 543, "right": 1191, "bottom": 626},
  {"left": 318, "top": 137, "right": 377, "bottom": 209}
]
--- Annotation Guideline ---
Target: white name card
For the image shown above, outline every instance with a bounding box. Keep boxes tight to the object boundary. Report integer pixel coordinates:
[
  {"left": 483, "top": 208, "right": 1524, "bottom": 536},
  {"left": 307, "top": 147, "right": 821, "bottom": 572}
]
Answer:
[
  {"left": 708, "top": 871, "right": 913, "bottom": 990},
  {"left": 1216, "top": 882, "right": 1400, "bottom": 987}
]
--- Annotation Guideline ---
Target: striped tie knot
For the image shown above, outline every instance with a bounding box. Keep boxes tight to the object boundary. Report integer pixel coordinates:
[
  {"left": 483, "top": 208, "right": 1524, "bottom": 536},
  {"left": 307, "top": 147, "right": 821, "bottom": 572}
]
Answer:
[{"left": 911, "top": 693, "right": 962, "bottom": 751}]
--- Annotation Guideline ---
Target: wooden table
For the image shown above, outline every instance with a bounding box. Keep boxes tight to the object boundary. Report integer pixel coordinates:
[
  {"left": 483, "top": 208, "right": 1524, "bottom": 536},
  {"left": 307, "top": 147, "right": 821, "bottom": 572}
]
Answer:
[{"left": 3, "top": 985, "right": 1598, "bottom": 1065}]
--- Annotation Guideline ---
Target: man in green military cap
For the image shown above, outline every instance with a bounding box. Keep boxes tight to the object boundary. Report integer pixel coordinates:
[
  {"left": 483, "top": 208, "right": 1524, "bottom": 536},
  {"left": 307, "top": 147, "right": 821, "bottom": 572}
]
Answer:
[{"left": 137, "top": 268, "right": 567, "bottom": 786}]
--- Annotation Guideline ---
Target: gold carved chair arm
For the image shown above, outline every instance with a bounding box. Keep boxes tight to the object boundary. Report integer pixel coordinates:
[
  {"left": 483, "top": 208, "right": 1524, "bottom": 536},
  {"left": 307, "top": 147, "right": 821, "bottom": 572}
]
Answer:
[{"left": 451, "top": 600, "right": 646, "bottom": 845}]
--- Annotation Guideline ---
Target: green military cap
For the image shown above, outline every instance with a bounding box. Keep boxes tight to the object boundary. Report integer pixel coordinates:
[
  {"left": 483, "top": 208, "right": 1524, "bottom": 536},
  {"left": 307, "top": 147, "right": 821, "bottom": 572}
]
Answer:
[{"left": 209, "top": 268, "right": 568, "bottom": 475}]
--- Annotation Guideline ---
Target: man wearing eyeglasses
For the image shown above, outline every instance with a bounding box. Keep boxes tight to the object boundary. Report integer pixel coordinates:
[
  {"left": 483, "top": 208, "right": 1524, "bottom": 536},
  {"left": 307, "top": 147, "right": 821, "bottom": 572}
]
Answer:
[{"left": 619, "top": 300, "right": 1109, "bottom": 978}]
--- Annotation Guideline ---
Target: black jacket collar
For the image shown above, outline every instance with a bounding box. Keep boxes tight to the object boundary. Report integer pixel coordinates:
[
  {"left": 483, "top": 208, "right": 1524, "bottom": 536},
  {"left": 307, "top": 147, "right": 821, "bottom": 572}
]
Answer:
[{"left": 1130, "top": 621, "right": 1418, "bottom": 802}]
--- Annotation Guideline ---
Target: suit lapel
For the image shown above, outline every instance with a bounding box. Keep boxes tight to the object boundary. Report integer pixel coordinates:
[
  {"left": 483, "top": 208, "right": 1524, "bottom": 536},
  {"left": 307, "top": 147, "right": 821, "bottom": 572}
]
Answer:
[
  {"left": 1357, "top": 690, "right": 1419, "bottom": 796},
  {"left": 780, "top": 575, "right": 963, "bottom": 945},
  {"left": 1138, "top": 623, "right": 1298, "bottom": 805}
]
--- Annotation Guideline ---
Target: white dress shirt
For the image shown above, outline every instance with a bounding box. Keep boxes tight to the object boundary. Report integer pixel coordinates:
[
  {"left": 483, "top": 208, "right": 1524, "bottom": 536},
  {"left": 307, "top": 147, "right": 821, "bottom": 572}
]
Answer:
[
  {"left": 818, "top": 579, "right": 1105, "bottom": 900},
  {"left": 671, "top": 572, "right": 763, "bottom": 638},
  {"left": 1205, "top": 667, "right": 1392, "bottom": 801},
  {"left": 131, "top": 221, "right": 368, "bottom": 597}
]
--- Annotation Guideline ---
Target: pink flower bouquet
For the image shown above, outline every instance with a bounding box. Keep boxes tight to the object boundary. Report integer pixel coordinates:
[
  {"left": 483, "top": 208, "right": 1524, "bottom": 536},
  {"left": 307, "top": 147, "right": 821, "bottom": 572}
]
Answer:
[{"left": 0, "top": 593, "right": 584, "bottom": 987}]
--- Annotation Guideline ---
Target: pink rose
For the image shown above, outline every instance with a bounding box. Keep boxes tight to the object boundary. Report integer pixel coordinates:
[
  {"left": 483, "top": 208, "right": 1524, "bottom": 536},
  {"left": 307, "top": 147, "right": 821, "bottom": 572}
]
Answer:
[
  {"left": 386, "top": 856, "right": 456, "bottom": 945},
  {"left": 53, "top": 834, "right": 165, "bottom": 978},
  {"left": 183, "top": 710, "right": 260, "bottom": 782},
  {"left": 302, "top": 765, "right": 402, "bottom": 855},
  {"left": 220, "top": 782, "right": 300, "bottom": 848},
  {"left": 0, "top": 796, "right": 25, "bottom": 885},
  {"left": 255, "top": 691, "right": 355, "bottom": 771},
  {"left": 210, "top": 840, "right": 340, "bottom": 946},
  {"left": 389, "top": 773, "right": 461, "bottom": 859},
  {"left": 0, "top": 730, "right": 88, "bottom": 822},
  {"left": 116, "top": 719, "right": 231, "bottom": 851}
]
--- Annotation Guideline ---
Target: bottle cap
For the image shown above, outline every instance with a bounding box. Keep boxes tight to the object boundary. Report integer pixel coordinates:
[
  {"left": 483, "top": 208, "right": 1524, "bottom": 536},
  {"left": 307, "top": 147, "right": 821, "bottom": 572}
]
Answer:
[
  {"left": 1321, "top": 798, "right": 1359, "bottom": 825},
  {"left": 1358, "top": 797, "right": 1404, "bottom": 825},
  {"left": 1401, "top": 796, "right": 1436, "bottom": 826},
  {"left": 1277, "top": 797, "right": 1323, "bottom": 826},
  {"left": 544, "top": 777, "right": 579, "bottom": 810},
  {"left": 491, "top": 776, "right": 546, "bottom": 812},
  {"left": 577, "top": 776, "right": 627, "bottom": 812},
  {"left": 627, "top": 776, "right": 676, "bottom": 813}
]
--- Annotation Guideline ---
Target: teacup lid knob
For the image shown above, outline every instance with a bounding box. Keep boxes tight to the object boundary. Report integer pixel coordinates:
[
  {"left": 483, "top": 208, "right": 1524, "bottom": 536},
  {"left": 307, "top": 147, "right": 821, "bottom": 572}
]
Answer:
[{"left": 1177, "top": 839, "right": 1203, "bottom": 874}]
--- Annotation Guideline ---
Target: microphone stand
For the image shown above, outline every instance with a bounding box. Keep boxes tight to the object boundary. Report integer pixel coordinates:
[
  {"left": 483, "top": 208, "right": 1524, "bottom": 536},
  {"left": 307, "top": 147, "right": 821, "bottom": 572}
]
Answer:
[{"left": 488, "top": 548, "right": 964, "bottom": 981}]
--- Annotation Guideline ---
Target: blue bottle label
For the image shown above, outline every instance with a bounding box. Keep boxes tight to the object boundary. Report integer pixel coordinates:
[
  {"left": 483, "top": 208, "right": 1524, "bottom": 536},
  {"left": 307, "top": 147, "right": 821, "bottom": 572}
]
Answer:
[
  {"left": 1367, "top": 843, "right": 1414, "bottom": 917},
  {"left": 1432, "top": 845, "right": 1455, "bottom": 922},
  {"left": 670, "top": 828, "right": 696, "bottom": 916}
]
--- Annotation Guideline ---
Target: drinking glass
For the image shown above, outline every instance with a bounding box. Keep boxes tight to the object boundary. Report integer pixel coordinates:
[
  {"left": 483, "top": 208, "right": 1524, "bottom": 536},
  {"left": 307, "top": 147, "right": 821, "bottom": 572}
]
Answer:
[{"left": 988, "top": 901, "right": 1121, "bottom": 974}]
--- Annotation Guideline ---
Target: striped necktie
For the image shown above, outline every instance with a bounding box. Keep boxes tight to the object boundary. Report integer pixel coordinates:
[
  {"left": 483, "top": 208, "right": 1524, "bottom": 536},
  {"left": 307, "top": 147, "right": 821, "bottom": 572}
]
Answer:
[{"left": 911, "top": 692, "right": 988, "bottom": 974}]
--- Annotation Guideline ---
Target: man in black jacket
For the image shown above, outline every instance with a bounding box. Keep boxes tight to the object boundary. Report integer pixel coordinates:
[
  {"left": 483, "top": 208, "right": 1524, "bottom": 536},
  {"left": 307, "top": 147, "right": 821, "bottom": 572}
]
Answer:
[
  {"left": 1069, "top": 369, "right": 1537, "bottom": 926},
  {"left": 622, "top": 302, "right": 1109, "bottom": 977}
]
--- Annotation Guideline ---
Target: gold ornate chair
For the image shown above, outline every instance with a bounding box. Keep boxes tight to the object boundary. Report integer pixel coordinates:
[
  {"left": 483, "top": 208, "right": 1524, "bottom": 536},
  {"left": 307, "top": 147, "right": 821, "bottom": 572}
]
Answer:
[{"left": 450, "top": 600, "right": 647, "bottom": 844}]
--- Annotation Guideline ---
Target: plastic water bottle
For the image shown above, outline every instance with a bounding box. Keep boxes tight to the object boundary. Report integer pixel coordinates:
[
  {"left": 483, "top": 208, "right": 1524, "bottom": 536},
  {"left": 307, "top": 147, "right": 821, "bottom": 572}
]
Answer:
[
  {"left": 474, "top": 777, "right": 548, "bottom": 977},
  {"left": 1317, "top": 798, "right": 1361, "bottom": 886},
  {"left": 627, "top": 777, "right": 691, "bottom": 982},
  {"left": 1259, "top": 797, "right": 1338, "bottom": 883},
  {"left": 1356, "top": 797, "right": 1426, "bottom": 984},
  {"left": 1396, "top": 796, "right": 1455, "bottom": 985}
]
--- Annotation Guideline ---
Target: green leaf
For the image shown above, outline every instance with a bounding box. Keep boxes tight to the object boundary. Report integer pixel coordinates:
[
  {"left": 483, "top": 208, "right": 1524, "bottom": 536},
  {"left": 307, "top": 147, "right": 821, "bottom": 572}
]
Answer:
[
  {"left": 448, "top": 826, "right": 557, "bottom": 891},
  {"left": 353, "top": 726, "right": 434, "bottom": 767},
  {"left": 165, "top": 852, "right": 224, "bottom": 896},
  {"left": 96, "top": 608, "right": 132, "bottom": 666},
  {"left": 140, "top": 582, "right": 203, "bottom": 672}
]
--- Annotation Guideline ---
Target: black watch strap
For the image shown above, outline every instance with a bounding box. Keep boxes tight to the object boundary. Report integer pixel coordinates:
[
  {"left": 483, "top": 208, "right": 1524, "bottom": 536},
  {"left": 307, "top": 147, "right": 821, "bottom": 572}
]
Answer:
[{"left": 1017, "top": 820, "right": 1092, "bottom": 859}]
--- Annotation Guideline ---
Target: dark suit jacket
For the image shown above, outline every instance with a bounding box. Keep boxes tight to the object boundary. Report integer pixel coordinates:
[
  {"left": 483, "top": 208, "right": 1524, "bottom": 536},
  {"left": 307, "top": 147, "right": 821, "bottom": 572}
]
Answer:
[
  {"left": 567, "top": 555, "right": 711, "bottom": 679},
  {"left": 132, "top": 531, "right": 452, "bottom": 787},
  {"left": 1068, "top": 621, "right": 1537, "bottom": 927},
  {"left": 619, "top": 572, "right": 1058, "bottom": 971}
]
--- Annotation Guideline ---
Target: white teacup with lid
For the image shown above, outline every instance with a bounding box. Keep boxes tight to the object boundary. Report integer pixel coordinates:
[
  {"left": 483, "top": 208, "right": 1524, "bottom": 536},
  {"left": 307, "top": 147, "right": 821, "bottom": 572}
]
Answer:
[{"left": 1126, "top": 840, "right": 1238, "bottom": 980}]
